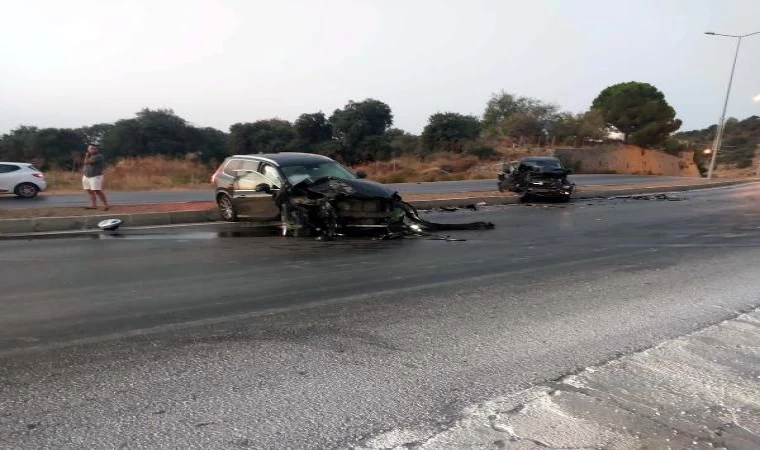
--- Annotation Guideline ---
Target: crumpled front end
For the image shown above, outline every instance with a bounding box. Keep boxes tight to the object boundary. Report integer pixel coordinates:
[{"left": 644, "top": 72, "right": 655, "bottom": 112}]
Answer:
[
  {"left": 278, "top": 177, "right": 493, "bottom": 240},
  {"left": 522, "top": 168, "right": 575, "bottom": 198}
]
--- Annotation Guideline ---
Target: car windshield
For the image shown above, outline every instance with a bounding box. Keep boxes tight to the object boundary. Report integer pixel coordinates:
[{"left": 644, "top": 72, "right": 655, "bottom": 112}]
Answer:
[{"left": 280, "top": 161, "right": 357, "bottom": 185}]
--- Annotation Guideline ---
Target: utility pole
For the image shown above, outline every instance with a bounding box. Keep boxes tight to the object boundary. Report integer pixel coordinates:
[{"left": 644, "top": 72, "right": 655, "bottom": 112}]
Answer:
[{"left": 704, "top": 30, "right": 760, "bottom": 179}]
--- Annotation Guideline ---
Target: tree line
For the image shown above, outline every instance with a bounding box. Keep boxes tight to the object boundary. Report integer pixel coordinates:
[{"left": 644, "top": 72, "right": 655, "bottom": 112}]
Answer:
[
  {"left": 675, "top": 115, "right": 760, "bottom": 168},
  {"left": 0, "top": 81, "right": 684, "bottom": 169}
]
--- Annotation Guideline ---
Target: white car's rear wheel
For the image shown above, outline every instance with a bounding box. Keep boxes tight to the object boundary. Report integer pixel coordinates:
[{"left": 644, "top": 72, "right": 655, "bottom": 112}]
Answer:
[{"left": 15, "top": 183, "right": 40, "bottom": 199}]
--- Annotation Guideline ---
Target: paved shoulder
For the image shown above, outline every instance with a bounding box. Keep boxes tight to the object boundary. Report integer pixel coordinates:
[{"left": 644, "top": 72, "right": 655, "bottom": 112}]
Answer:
[{"left": 364, "top": 309, "right": 760, "bottom": 449}]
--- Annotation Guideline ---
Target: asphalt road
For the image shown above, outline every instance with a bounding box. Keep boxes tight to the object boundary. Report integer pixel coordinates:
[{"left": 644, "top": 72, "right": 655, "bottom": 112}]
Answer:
[
  {"left": 2, "top": 183, "right": 760, "bottom": 449},
  {"left": 0, "top": 174, "right": 691, "bottom": 209}
]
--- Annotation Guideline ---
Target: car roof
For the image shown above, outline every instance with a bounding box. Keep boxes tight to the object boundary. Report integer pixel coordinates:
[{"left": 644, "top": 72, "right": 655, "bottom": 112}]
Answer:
[
  {"left": 0, "top": 162, "right": 33, "bottom": 167},
  {"left": 521, "top": 156, "right": 560, "bottom": 162},
  {"left": 230, "top": 152, "right": 334, "bottom": 167}
]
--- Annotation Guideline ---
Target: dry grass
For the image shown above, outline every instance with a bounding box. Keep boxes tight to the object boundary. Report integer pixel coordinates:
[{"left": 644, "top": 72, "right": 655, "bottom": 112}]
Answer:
[
  {"left": 355, "top": 154, "right": 501, "bottom": 184},
  {"left": 45, "top": 156, "right": 212, "bottom": 192},
  {"left": 43, "top": 148, "right": 554, "bottom": 192},
  {"left": 353, "top": 145, "right": 558, "bottom": 184}
]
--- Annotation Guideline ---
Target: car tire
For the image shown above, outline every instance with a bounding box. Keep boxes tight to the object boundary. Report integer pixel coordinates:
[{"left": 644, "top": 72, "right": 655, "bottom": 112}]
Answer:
[
  {"left": 15, "top": 183, "right": 40, "bottom": 199},
  {"left": 217, "top": 194, "right": 238, "bottom": 222}
]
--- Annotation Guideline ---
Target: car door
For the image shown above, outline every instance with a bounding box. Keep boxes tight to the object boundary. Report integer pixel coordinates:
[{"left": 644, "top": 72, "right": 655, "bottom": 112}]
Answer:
[
  {"left": 232, "top": 160, "right": 281, "bottom": 220},
  {"left": 0, "top": 164, "right": 21, "bottom": 193}
]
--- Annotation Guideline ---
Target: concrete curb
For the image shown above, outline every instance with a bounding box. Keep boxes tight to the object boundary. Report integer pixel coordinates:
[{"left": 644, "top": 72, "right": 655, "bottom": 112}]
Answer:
[
  {"left": 0, "top": 180, "right": 755, "bottom": 236},
  {"left": 0, "top": 210, "right": 221, "bottom": 235}
]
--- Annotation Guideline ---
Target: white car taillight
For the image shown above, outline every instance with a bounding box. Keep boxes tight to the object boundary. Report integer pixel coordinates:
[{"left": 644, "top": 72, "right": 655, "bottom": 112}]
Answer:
[{"left": 32, "top": 172, "right": 44, "bottom": 178}]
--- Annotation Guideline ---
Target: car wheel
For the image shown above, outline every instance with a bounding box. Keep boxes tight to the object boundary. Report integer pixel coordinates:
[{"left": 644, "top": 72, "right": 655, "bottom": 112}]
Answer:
[
  {"left": 498, "top": 183, "right": 505, "bottom": 193},
  {"left": 15, "top": 183, "right": 40, "bottom": 199},
  {"left": 217, "top": 194, "right": 238, "bottom": 222}
]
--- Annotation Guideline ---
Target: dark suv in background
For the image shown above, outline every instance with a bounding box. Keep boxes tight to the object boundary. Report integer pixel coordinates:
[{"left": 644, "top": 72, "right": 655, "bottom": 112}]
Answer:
[{"left": 498, "top": 156, "right": 575, "bottom": 202}]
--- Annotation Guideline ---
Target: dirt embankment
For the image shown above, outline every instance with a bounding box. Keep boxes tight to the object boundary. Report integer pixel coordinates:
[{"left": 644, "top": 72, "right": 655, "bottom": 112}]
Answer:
[{"left": 554, "top": 145, "right": 699, "bottom": 176}]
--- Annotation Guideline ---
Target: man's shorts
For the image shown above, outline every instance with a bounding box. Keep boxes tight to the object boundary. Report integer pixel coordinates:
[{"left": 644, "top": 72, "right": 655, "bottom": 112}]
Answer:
[{"left": 82, "top": 175, "right": 104, "bottom": 191}]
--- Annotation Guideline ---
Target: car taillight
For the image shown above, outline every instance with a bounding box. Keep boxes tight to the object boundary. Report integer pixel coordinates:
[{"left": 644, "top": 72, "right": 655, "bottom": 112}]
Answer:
[
  {"left": 211, "top": 166, "right": 221, "bottom": 184},
  {"left": 32, "top": 172, "right": 44, "bottom": 178}
]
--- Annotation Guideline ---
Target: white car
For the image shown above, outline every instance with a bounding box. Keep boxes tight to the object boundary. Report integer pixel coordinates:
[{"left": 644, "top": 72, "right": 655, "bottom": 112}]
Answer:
[{"left": 0, "top": 162, "right": 47, "bottom": 198}]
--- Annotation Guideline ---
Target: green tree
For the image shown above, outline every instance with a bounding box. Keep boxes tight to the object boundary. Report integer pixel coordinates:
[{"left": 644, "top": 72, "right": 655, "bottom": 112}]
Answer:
[
  {"left": 356, "top": 135, "right": 393, "bottom": 161},
  {"left": 591, "top": 81, "right": 682, "bottom": 146},
  {"left": 314, "top": 140, "right": 344, "bottom": 160},
  {"left": 100, "top": 118, "right": 143, "bottom": 157},
  {"left": 576, "top": 110, "right": 606, "bottom": 140},
  {"left": 98, "top": 108, "right": 227, "bottom": 161},
  {"left": 421, "top": 112, "right": 481, "bottom": 153},
  {"left": 76, "top": 123, "right": 114, "bottom": 146},
  {"left": 483, "top": 91, "right": 559, "bottom": 138},
  {"left": 294, "top": 112, "right": 332, "bottom": 148},
  {"left": 329, "top": 99, "right": 393, "bottom": 163},
  {"left": 196, "top": 127, "right": 229, "bottom": 163},
  {"left": 0, "top": 127, "right": 86, "bottom": 169},
  {"left": 386, "top": 128, "right": 420, "bottom": 156},
  {"left": 549, "top": 110, "right": 606, "bottom": 145},
  {"left": 101, "top": 108, "right": 194, "bottom": 157},
  {"left": 228, "top": 119, "right": 295, "bottom": 154},
  {"left": 31, "top": 128, "right": 87, "bottom": 169},
  {"left": 0, "top": 126, "right": 39, "bottom": 162},
  {"left": 499, "top": 112, "right": 541, "bottom": 141}
]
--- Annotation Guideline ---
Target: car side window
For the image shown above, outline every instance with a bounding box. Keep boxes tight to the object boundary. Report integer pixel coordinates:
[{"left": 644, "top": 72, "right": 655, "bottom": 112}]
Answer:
[
  {"left": 259, "top": 164, "right": 283, "bottom": 188},
  {"left": 240, "top": 160, "right": 259, "bottom": 173},
  {"left": 223, "top": 159, "right": 243, "bottom": 176},
  {"left": 0, "top": 164, "right": 20, "bottom": 174},
  {"left": 237, "top": 170, "right": 276, "bottom": 192}
]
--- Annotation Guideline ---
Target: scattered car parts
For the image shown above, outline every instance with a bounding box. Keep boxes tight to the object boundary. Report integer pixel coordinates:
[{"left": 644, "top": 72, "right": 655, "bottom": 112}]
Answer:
[{"left": 98, "top": 218, "right": 123, "bottom": 231}]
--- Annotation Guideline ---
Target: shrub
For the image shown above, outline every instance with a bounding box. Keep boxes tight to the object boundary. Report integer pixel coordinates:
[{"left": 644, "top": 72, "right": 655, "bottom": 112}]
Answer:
[{"left": 465, "top": 144, "right": 499, "bottom": 160}]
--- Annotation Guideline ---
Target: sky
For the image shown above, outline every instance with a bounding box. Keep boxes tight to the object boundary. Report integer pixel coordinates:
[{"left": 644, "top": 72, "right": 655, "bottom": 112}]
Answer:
[{"left": 2, "top": 0, "right": 760, "bottom": 135}]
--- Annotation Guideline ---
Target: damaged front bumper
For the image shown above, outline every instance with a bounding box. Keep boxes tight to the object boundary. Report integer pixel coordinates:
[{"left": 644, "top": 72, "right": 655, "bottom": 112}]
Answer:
[{"left": 278, "top": 177, "right": 494, "bottom": 240}]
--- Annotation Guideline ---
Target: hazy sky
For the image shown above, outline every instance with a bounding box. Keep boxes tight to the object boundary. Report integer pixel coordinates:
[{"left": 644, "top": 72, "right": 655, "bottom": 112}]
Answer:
[{"left": 2, "top": 0, "right": 759, "bottom": 135}]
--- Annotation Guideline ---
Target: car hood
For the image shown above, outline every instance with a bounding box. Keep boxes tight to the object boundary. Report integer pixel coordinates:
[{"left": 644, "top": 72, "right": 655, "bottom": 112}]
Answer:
[
  {"left": 294, "top": 177, "right": 399, "bottom": 200},
  {"left": 528, "top": 168, "right": 570, "bottom": 179}
]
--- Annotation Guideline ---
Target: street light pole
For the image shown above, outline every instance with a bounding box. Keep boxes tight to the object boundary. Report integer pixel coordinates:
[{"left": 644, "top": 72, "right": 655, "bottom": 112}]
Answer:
[{"left": 704, "top": 31, "right": 760, "bottom": 179}]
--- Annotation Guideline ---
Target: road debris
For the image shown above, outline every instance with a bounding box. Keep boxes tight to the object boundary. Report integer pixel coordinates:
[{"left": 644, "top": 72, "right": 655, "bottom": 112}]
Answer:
[{"left": 609, "top": 193, "right": 684, "bottom": 201}]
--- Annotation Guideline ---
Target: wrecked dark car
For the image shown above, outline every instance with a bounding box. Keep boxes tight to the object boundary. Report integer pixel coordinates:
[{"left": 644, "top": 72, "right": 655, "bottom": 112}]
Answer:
[
  {"left": 498, "top": 156, "right": 575, "bottom": 202},
  {"left": 212, "top": 153, "right": 493, "bottom": 239}
]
